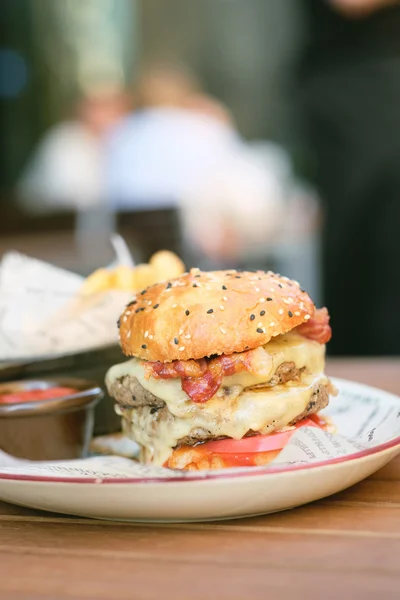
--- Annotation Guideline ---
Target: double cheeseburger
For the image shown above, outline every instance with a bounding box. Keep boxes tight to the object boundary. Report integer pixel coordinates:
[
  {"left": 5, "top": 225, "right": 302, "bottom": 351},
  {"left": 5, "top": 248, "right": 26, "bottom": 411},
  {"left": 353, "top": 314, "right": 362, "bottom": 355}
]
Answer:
[{"left": 106, "top": 268, "right": 336, "bottom": 470}]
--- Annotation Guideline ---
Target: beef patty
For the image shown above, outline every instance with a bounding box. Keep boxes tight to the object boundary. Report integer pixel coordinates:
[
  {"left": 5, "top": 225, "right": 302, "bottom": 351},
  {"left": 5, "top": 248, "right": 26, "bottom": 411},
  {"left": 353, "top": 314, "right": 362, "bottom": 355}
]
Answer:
[
  {"left": 109, "top": 361, "right": 303, "bottom": 410},
  {"left": 109, "top": 362, "right": 328, "bottom": 447}
]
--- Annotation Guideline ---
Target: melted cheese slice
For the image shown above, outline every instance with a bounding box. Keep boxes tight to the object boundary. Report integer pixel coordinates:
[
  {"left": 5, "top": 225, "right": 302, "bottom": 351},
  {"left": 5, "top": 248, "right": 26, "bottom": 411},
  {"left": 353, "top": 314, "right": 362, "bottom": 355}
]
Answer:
[
  {"left": 118, "top": 373, "right": 328, "bottom": 465},
  {"left": 106, "top": 333, "right": 327, "bottom": 465}
]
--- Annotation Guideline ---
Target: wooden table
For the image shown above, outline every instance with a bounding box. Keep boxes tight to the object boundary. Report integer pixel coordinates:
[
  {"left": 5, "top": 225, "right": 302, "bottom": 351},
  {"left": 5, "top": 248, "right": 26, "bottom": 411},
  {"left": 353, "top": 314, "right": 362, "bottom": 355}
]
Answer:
[{"left": 1, "top": 359, "right": 399, "bottom": 600}]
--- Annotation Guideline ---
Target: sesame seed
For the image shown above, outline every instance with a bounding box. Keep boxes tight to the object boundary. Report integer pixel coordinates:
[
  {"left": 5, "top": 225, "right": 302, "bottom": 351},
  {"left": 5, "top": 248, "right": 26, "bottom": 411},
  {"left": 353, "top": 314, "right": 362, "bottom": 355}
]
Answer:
[
  {"left": 193, "top": 283, "right": 198, "bottom": 288},
  {"left": 140, "top": 290, "right": 146, "bottom": 295},
  {"left": 179, "top": 329, "right": 183, "bottom": 335},
  {"left": 222, "top": 296, "right": 228, "bottom": 302},
  {"left": 147, "top": 300, "right": 152, "bottom": 305},
  {"left": 117, "top": 318, "right": 121, "bottom": 328},
  {"left": 144, "top": 331, "right": 149, "bottom": 338},
  {"left": 235, "top": 275, "right": 241, "bottom": 279},
  {"left": 256, "top": 328, "right": 264, "bottom": 333},
  {"left": 126, "top": 300, "right": 137, "bottom": 307},
  {"left": 141, "top": 344, "right": 147, "bottom": 349},
  {"left": 283, "top": 298, "right": 291, "bottom": 304},
  {"left": 294, "top": 311, "right": 300, "bottom": 316},
  {"left": 179, "top": 346, "right": 185, "bottom": 351},
  {"left": 300, "top": 302, "right": 304, "bottom": 310},
  {"left": 127, "top": 331, "right": 131, "bottom": 338},
  {"left": 259, "top": 297, "right": 266, "bottom": 303},
  {"left": 222, "top": 285, "right": 227, "bottom": 290},
  {"left": 185, "top": 310, "right": 190, "bottom": 316},
  {"left": 174, "top": 337, "right": 179, "bottom": 344},
  {"left": 185, "top": 334, "right": 191, "bottom": 339},
  {"left": 166, "top": 282, "right": 172, "bottom": 289},
  {"left": 220, "top": 305, "right": 224, "bottom": 311},
  {"left": 220, "top": 327, "right": 226, "bottom": 334},
  {"left": 278, "top": 284, "right": 283, "bottom": 288},
  {"left": 153, "top": 304, "right": 159, "bottom": 309},
  {"left": 304, "top": 314, "right": 311, "bottom": 320},
  {"left": 270, "top": 322, "right": 275, "bottom": 327},
  {"left": 267, "top": 297, "right": 273, "bottom": 302},
  {"left": 123, "top": 315, "right": 128, "bottom": 322},
  {"left": 148, "top": 334, "right": 153, "bottom": 340},
  {"left": 255, "top": 287, "right": 260, "bottom": 292},
  {"left": 279, "top": 308, "right": 284, "bottom": 315},
  {"left": 207, "top": 309, "right": 214, "bottom": 314},
  {"left": 194, "top": 274, "right": 201, "bottom": 278},
  {"left": 288, "top": 310, "right": 293, "bottom": 317},
  {"left": 257, "top": 322, "right": 263, "bottom": 328},
  {"left": 250, "top": 314, "right": 255, "bottom": 321},
  {"left": 260, "top": 310, "right": 265, "bottom": 316},
  {"left": 172, "top": 303, "right": 178, "bottom": 308}
]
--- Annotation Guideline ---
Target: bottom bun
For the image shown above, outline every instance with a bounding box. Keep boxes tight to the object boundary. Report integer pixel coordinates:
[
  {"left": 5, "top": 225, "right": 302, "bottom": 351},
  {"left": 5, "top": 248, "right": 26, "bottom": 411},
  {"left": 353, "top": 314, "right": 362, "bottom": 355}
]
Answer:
[{"left": 166, "top": 446, "right": 280, "bottom": 471}]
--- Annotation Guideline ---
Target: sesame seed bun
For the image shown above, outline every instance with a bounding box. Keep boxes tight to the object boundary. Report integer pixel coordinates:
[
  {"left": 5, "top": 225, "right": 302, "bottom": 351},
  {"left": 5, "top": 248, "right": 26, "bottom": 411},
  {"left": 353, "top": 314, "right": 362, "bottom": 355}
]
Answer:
[{"left": 118, "top": 269, "right": 315, "bottom": 362}]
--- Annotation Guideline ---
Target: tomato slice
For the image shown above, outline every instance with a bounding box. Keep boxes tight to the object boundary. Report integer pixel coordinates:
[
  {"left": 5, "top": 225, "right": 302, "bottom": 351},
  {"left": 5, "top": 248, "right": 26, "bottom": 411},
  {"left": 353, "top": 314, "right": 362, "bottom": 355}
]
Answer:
[
  {"left": 166, "top": 414, "right": 329, "bottom": 470},
  {"left": 201, "top": 416, "right": 322, "bottom": 454}
]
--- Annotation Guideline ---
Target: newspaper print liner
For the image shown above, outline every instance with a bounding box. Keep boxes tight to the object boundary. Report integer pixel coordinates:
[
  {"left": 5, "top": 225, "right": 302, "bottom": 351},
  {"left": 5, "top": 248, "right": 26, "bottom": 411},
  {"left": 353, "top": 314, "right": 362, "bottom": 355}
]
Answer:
[
  {"left": 0, "top": 378, "right": 399, "bottom": 484},
  {"left": 0, "top": 252, "right": 132, "bottom": 361}
]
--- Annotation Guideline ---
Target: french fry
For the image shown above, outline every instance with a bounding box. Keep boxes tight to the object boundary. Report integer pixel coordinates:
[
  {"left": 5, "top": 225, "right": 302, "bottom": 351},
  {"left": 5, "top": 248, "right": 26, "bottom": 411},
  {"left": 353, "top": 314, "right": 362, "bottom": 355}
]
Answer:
[
  {"left": 149, "top": 250, "right": 185, "bottom": 280},
  {"left": 131, "top": 264, "right": 158, "bottom": 290},
  {"left": 80, "top": 268, "right": 113, "bottom": 295},
  {"left": 81, "top": 250, "right": 185, "bottom": 294},
  {"left": 112, "top": 265, "right": 137, "bottom": 291}
]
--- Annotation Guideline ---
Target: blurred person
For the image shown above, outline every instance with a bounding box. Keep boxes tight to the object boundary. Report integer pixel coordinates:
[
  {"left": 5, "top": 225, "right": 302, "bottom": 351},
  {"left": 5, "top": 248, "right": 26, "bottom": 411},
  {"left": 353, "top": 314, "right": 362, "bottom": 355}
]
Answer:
[
  {"left": 180, "top": 143, "right": 292, "bottom": 264},
  {"left": 300, "top": 0, "right": 400, "bottom": 355},
  {"left": 105, "top": 62, "right": 237, "bottom": 208},
  {"left": 17, "top": 87, "right": 130, "bottom": 212},
  {"left": 107, "top": 62, "right": 313, "bottom": 287},
  {"left": 136, "top": 62, "right": 233, "bottom": 124}
]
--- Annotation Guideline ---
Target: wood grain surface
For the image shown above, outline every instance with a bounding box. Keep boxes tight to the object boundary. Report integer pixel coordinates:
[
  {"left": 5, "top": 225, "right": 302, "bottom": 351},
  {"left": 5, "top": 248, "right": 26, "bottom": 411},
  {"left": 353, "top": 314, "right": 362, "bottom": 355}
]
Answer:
[{"left": 1, "top": 359, "right": 399, "bottom": 600}]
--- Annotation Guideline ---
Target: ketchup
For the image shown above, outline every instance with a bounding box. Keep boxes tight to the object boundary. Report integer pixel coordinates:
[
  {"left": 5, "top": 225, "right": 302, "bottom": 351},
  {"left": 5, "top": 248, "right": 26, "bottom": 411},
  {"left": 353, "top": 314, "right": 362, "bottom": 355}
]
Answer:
[{"left": 0, "top": 387, "right": 78, "bottom": 404}]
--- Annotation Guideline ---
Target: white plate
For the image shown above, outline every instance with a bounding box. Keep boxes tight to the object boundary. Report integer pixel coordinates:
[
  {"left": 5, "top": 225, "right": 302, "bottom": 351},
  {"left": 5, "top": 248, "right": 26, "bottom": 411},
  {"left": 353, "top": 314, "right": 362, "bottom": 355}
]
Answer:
[{"left": 0, "top": 378, "right": 400, "bottom": 522}]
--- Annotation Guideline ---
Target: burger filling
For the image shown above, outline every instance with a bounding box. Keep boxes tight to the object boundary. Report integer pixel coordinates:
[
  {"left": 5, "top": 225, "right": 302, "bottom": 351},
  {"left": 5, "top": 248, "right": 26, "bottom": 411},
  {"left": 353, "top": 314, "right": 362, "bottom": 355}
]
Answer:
[{"left": 106, "top": 329, "right": 334, "bottom": 467}]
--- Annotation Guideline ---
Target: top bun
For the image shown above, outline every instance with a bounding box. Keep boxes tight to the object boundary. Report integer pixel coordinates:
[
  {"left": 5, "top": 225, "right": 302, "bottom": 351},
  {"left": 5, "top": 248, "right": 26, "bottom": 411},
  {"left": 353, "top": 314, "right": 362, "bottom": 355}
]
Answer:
[{"left": 118, "top": 269, "right": 315, "bottom": 362}]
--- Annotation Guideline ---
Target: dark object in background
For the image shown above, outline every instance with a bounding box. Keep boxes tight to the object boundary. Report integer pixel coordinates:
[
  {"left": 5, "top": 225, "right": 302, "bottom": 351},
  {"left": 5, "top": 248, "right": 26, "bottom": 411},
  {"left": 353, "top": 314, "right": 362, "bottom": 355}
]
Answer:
[
  {"left": 0, "top": 378, "right": 102, "bottom": 460},
  {"left": 300, "top": 1, "right": 400, "bottom": 355},
  {"left": 0, "top": 202, "right": 76, "bottom": 237},
  {"left": 116, "top": 206, "right": 183, "bottom": 263}
]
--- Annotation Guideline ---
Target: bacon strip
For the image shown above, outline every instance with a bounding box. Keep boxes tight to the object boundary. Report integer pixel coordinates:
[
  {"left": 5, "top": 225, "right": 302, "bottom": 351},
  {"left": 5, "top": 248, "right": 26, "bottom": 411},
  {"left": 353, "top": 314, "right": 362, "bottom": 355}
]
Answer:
[
  {"left": 295, "top": 308, "right": 332, "bottom": 344},
  {"left": 146, "top": 351, "right": 258, "bottom": 403},
  {"left": 147, "top": 358, "right": 207, "bottom": 380},
  {"left": 182, "top": 369, "right": 223, "bottom": 404}
]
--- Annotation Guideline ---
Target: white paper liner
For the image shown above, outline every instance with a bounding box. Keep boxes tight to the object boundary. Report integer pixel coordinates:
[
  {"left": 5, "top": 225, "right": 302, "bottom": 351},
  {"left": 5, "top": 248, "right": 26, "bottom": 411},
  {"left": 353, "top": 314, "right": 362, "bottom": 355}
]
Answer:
[
  {"left": 0, "top": 252, "right": 132, "bottom": 360},
  {"left": 0, "top": 382, "right": 399, "bottom": 480}
]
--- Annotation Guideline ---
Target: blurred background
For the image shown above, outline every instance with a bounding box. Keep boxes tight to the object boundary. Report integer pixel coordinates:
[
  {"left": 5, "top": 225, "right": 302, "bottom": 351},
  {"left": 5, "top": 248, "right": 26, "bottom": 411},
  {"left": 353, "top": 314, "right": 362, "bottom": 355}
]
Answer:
[{"left": 1, "top": 0, "right": 400, "bottom": 356}]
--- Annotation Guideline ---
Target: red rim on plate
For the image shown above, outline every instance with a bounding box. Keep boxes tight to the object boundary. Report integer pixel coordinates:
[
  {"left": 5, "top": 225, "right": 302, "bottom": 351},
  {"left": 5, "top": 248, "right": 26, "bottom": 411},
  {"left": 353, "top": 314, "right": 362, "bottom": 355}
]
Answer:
[{"left": 0, "top": 378, "right": 399, "bottom": 484}]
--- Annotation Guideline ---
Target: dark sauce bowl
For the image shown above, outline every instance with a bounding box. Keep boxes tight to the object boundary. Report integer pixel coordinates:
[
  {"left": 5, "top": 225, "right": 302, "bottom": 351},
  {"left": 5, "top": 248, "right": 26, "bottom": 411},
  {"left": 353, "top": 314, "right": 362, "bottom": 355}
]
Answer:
[{"left": 0, "top": 378, "right": 103, "bottom": 461}]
